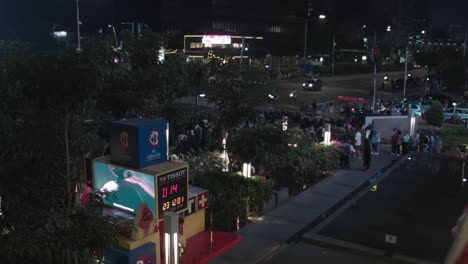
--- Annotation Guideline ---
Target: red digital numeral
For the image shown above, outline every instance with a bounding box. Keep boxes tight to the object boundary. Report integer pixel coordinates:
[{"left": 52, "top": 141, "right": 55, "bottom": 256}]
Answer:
[
  {"left": 170, "top": 184, "right": 178, "bottom": 195},
  {"left": 162, "top": 187, "right": 168, "bottom": 198}
]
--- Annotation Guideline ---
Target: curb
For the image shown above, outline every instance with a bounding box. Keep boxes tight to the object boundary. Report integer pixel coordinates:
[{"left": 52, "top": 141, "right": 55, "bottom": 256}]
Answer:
[{"left": 254, "top": 155, "right": 400, "bottom": 264}]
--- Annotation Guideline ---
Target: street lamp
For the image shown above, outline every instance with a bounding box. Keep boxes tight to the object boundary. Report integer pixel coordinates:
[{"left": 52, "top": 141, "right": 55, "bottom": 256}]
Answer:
[
  {"left": 386, "top": 25, "right": 391, "bottom": 32},
  {"left": 319, "top": 14, "right": 326, "bottom": 20},
  {"left": 195, "top": 92, "right": 205, "bottom": 124},
  {"left": 108, "top": 25, "right": 119, "bottom": 49},
  {"left": 75, "top": 0, "right": 81, "bottom": 52},
  {"left": 421, "top": 30, "right": 426, "bottom": 34}
]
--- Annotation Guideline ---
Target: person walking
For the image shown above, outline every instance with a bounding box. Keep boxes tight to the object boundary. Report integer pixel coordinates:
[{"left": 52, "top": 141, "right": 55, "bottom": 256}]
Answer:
[
  {"left": 363, "top": 139, "right": 372, "bottom": 171},
  {"left": 355, "top": 129, "right": 362, "bottom": 160}
]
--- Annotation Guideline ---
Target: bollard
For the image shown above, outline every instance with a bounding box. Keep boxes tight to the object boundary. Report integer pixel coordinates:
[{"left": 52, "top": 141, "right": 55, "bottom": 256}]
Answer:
[
  {"left": 274, "top": 191, "right": 278, "bottom": 207},
  {"left": 210, "top": 212, "right": 213, "bottom": 254},
  {"left": 462, "top": 161, "right": 466, "bottom": 188}
]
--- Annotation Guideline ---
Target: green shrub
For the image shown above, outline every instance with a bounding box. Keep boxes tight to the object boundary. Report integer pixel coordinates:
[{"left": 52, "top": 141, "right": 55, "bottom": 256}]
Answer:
[
  {"left": 425, "top": 100, "right": 444, "bottom": 127},
  {"left": 194, "top": 171, "right": 273, "bottom": 231}
]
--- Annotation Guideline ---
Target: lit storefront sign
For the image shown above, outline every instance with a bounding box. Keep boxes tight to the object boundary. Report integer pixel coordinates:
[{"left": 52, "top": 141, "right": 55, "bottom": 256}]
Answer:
[{"left": 202, "top": 35, "right": 232, "bottom": 46}]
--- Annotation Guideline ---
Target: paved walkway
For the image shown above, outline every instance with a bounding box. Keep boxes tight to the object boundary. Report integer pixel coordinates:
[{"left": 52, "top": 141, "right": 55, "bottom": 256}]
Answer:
[{"left": 209, "top": 145, "right": 398, "bottom": 264}]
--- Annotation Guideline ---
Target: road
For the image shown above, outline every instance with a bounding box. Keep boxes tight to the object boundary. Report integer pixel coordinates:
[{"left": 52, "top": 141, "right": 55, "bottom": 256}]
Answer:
[
  {"left": 262, "top": 152, "right": 467, "bottom": 264},
  {"left": 257, "top": 69, "right": 427, "bottom": 111}
]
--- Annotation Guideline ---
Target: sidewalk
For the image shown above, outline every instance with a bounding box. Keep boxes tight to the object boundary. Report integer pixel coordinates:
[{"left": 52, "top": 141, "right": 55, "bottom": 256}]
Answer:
[{"left": 208, "top": 145, "right": 398, "bottom": 264}]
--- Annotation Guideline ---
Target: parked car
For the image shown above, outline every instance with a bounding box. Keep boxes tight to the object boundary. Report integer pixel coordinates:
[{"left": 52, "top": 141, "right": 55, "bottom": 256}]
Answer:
[
  {"left": 392, "top": 103, "right": 422, "bottom": 116},
  {"left": 302, "top": 79, "right": 323, "bottom": 91},
  {"left": 443, "top": 107, "right": 468, "bottom": 122},
  {"left": 418, "top": 99, "right": 433, "bottom": 112}
]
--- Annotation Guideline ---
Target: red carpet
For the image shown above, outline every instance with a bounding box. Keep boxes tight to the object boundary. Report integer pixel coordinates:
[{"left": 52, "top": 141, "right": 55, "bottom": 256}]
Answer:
[{"left": 181, "top": 230, "right": 241, "bottom": 264}]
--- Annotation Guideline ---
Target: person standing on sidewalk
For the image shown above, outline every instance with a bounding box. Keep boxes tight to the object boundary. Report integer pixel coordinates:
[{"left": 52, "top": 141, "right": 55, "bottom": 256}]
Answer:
[
  {"left": 396, "top": 130, "right": 403, "bottom": 156},
  {"left": 355, "top": 129, "right": 362, "bottom": 159},
  {"left": 402, "top": 130, "right": 410, "bottom": 155},
  {"left": 363, "top": 139, "right": 372, "bottom": 171},
  {"left": 371, "top": 130, "right": 381, "bottom": 155},
  {"left": 391, "top": 128, "right": 398, "bottom": 155}
]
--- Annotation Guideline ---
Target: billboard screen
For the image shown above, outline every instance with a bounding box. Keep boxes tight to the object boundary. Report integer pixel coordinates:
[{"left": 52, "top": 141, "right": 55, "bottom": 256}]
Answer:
[
  {"left": 202, "top": 35, "right": 231, "bottom": 46},
  {"left": 94, "top": 161, "right": 156, "bottom": 215}
]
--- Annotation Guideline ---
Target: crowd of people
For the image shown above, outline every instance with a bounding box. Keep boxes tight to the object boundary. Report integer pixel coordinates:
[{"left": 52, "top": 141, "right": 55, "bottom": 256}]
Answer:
[{"left": 390, "top": 128, "right": 443, "bottom": 156}]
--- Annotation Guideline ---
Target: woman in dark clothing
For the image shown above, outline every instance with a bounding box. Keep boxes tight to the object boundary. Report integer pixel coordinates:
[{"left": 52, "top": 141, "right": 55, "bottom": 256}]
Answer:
[{"left": 363, "top": 139, "right": 372, "bottom": 171}]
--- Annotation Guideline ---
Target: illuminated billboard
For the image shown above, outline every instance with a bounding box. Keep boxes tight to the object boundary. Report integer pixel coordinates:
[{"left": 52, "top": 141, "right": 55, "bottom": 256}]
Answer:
[
  {"left": 93, "top": 156, "right": 189, "bottom": 219},
  {"left": 94, "top": 160, "right": 156, "bottom": 215},
  {"left": 202, "top": 35, "right": 232, "bottom": 46}
]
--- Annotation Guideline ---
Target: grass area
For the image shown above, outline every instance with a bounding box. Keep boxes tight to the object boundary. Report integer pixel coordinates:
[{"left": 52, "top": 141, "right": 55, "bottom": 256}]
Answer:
[{"left": 419, "top": 120, "right": 468, "bottom": 150}]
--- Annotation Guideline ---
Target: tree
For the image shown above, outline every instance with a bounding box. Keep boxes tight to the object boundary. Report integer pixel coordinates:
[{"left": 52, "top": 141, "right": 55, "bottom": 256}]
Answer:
[
  {"left": 425, "top": 100, "right": 444, "bottom": 127},
  {"left": 0, "top": 45, "right": 117, "bottom": 263}
]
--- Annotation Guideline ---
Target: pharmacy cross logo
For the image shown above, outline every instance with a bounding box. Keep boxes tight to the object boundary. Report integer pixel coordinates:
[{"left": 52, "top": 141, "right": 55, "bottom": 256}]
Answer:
[
  {"left": 148, "top": 129, "right": 160, "bottom": 147},
  {"left": 198, "top": 192, "right": 208, "bottom": 210}
]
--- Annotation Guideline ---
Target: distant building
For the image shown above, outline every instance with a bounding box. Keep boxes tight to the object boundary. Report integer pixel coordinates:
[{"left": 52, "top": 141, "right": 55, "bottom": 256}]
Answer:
[{"left": 448, "top": 24, "right": 466, "bottom": 42}]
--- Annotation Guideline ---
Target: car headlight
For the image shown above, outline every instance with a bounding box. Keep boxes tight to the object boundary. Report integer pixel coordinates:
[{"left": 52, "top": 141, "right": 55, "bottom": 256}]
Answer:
[
  {"left": 302, "top": 83, "right": 306, "bottom": 86},
  {"left": 309, "top": 84, "right": 313, "bottom": 87}
]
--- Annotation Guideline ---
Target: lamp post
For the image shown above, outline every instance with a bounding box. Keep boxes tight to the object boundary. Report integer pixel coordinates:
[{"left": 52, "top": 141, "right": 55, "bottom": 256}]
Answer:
[
  {"left": 75, "top": 0, "right": 81, "bottom": 52},
  {"left": 108, "top": 25, "right": 119, "bottom": 49},
  {"left": 403, "top": 43, "right": 409, "bottom": 100},
  {"left": 289, "top": 14, "right": 326, "bottom": 74},
  {"left": 195, "top": 92, "right": 205, "bottom": 124}
]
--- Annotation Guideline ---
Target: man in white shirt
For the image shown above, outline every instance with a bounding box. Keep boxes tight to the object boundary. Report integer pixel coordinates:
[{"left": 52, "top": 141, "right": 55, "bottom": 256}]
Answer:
[{"left": 355, "top": 130, "right": 362, "bottom": 159}]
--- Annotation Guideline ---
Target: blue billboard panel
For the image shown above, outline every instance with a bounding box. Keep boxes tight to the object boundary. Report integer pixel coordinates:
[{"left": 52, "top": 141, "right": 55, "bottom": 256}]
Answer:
[{"left": 110, "top": 118, "right": 168, "bottom": 169}]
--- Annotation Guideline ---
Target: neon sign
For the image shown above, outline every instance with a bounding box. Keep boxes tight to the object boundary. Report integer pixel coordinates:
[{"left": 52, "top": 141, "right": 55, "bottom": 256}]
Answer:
[{"left": 202, "top": 35, "right": 231, "bottom": 46}]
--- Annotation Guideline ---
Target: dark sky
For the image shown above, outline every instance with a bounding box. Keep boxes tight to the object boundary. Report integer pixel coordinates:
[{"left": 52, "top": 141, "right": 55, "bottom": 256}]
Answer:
[
  {"left": 0, "top": 0, "right": 467, "bottom": 41},
  {"left": 0, "top": 0, "right": 161, "bottom": 40},
  {"left": 432, "top": 0, "right": 468, "bottom": 30}
]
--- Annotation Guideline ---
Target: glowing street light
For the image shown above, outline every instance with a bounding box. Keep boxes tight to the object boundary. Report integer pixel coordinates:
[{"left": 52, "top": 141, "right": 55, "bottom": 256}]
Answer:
[
  {"left": 319, "top": 14, "right": 326, "bottom": 19},
  {"left": 421, "top": 30, "right": 426, "bottom": 34},
  {"left": 386, "top": 25, "right": 391, "bottom": 32}
]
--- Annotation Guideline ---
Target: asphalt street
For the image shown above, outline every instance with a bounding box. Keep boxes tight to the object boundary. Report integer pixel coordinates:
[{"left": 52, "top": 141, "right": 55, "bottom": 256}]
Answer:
[
  {"left": 264, "top": 153, "right": 467, "bottom": 264},
  {"left": 261, "top": 69, "right": 427, "bottom": 111}
]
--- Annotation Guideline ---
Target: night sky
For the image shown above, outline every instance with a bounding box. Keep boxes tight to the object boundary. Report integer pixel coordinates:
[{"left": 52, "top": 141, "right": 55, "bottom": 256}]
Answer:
[{"left": 0, "top": 0, "right": 466, "bottom": 40}]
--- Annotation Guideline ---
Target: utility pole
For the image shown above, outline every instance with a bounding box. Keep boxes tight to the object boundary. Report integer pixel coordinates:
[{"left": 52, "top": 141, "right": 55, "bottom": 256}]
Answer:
[
  {"left": 331, "top": 34, "right": 335, "bottom": 76},
  {"left": 403, "top": 44, "right": 409, "bottom": 100},
  {"left": 371, "top": 32, "right": 377, "bottom": 112},
  {"left": 304, "top": 20, "right": 308, "bottom": 59},
  {"left": 239, "top": 36, "right": 245, "bottom": 80},
  {"left": 372, "top": 48, "right": 377, "bottom": 112},
  {"left": 464, "top": 24, "right": 467, "bottom": 91},
  {"left": 75, "top": 0, "right": 81, "bottom": 52}
]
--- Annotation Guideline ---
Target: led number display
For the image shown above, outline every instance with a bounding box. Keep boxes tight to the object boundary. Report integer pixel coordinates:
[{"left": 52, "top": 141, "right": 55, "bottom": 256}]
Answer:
[{"left": 157, "top": 167, "right": 188, "bottom": 219}]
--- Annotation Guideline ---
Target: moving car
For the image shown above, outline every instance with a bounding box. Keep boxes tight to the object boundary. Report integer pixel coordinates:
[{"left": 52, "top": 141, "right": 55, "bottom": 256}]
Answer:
[
  {"left": 302, "top": 79, "right": 323, "bottom": 91},
  {"left": 392, "top": 103, "right": 422, "bottom": 116}
]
